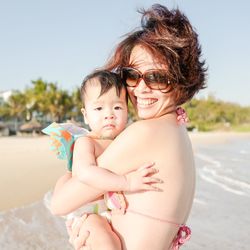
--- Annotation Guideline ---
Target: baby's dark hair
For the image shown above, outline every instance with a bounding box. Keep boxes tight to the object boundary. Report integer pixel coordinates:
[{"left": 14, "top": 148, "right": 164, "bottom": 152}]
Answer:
[
  {"left": 80, "top": 70, "right": 127, "bottom": 105},
  {"left": 105, "top": 4, "right": 207, "bottom": 105}
]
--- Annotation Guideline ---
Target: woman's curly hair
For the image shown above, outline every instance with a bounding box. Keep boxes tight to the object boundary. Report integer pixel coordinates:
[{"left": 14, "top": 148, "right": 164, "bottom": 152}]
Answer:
[{"left": 105, "top": 4, "right": 207, "bottom": 105}]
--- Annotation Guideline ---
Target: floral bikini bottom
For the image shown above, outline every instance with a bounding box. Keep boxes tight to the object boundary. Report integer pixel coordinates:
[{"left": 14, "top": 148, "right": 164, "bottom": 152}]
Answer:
[{"left": 126, "top": 208, "right": 191, "bottom": 250}]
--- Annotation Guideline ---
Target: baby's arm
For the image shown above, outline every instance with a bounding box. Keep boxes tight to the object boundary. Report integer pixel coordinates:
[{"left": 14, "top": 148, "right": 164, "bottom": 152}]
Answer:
[{"left": 72, "top": 136, "right": 161, "bottom": 192}]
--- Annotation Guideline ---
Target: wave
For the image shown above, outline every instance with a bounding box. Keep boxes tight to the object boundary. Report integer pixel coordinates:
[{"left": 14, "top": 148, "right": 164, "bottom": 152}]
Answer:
[
  {"left": 199, "top": 168, "right": 248, "bottom": 196},
  {"left": 0, "top": 200, "right": 72, "bottom": 250},
  {"left": 240, "top": 149, "right": 249, "bottom": 155},
  {"left": 195, "top": 152, "right": 250, "bottom": 197},
  {"left": 195, "top": 153, "right": 221, "bottom": 168}
]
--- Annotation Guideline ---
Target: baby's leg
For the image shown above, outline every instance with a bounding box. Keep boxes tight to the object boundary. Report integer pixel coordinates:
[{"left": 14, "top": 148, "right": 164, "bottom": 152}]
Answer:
[{"left": 77, "top": 214, "right": 121, "bottom": 250}]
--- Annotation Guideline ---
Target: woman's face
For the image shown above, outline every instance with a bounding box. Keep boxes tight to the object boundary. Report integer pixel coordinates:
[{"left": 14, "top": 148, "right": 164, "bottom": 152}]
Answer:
[{"left": 126, "top": 45, "right": 175, "bottom": 119}]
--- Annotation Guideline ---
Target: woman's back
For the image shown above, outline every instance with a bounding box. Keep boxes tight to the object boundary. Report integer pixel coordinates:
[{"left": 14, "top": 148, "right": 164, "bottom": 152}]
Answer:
[{"left": 98, "top": 113, "right": 195, "bottom": 249}]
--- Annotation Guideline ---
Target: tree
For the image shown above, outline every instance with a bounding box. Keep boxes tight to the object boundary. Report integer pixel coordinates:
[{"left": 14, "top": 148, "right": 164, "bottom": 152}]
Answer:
[
  {"left": 25, "top": 78, "right": 48, "bottom": 119},
  {"left": 46, "top": 83, "right": 73, "bottom": 122},
  {"left": 5, "top": 91, "right": 27, "bottom": 131},
  {"left": 69, "top": 87, "right": 83, "bottom": 120}
]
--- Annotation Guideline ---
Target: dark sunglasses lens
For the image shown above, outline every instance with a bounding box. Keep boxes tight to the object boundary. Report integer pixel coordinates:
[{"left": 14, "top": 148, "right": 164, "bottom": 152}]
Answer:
[
  {"left": 122, "top": 68, "right": 139, "bottom": 87},
  {"left": 145, "top": 71, "right": 169, "bottom": 90}
]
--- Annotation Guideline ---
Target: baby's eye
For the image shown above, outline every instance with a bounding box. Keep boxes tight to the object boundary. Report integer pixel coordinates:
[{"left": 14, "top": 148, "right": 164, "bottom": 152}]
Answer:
[
  {"left": 114, "top": 106, "right": 122, "bottom": 110},
  {"left": 94, "top": 107, "right": 102, "bottom": 111}
]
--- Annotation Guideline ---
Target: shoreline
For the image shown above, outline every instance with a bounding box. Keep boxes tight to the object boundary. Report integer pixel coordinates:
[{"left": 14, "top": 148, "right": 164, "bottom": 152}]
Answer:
[
  {"left": 1, "top": 131, "right": 250, "bottom": 211},
  {"left": 189, "top": 131, "right": 250, "bottom": 144}
]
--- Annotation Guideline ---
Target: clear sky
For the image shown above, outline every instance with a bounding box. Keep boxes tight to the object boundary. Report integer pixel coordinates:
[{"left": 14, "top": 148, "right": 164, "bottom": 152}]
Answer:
[{"left": 1, "top": 0, "right": 250, "bottom": 106}]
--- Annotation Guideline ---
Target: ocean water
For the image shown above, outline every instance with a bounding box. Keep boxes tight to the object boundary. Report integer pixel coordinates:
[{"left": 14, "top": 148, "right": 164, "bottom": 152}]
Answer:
[
  {"left": 184, "top": 136, "right": 250, "bottom": 250},
  {"left": 0, "top": 136, "right": 249, "bottom": 249},
  {"left": 0, "top": 200, "right": 72, "bottom": 250}
]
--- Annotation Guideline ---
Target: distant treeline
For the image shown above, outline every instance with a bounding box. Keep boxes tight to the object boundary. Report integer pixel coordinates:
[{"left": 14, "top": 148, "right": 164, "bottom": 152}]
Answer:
[
  {"left": 0, "top": 78, "right": 82, "bottom": 125},
  {"left": 183, "top": 96, "right": 250, "bottom": 131},
  {"left": 1, "top": 78, "right": 250, "bottom": 131}
]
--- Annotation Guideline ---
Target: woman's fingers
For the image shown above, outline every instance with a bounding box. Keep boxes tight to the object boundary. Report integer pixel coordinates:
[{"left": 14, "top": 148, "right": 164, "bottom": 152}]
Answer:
[
  {"left": 70, "top": 217, "right": 82, "bottom": 242},
  {"left": 65, "top": 218, "right": 73, "bottom": 235},
  {"left": 75, "top": 214, "right": 90, "bottom": 249},
  {"left": 80, "top": 247, "right": 91, "bottom": 250},
  {"left": 74, "top": 230, "right": 90, "bottom": 250},
  {"left": 69, "top": 214, "right": 89, "bottom": 248}
]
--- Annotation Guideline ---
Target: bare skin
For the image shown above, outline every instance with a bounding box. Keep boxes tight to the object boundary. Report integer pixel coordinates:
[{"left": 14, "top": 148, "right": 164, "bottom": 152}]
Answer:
[
  {"left": 52, "top": 114, "right": 195, "bottom": 250},
  {"left": 51, "top": 45, "right": 196, "bottom": 249},
  {"left": 96, "top": 114, "right": 195, "bottom": 250}
]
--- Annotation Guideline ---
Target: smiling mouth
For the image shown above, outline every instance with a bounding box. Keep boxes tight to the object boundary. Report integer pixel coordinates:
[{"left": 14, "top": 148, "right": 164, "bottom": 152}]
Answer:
[{"left": 136, "top": 98, "right": 157, "bottom": 107}]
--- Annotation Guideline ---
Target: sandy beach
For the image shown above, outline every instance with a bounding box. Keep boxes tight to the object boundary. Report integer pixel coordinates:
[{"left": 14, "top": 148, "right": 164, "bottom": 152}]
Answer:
[
  {"left": 0, "top": 132, "right": 250, "bottom": 249},
  {"left": 0, "top": 136, "right": 66, "bottom": 211}
]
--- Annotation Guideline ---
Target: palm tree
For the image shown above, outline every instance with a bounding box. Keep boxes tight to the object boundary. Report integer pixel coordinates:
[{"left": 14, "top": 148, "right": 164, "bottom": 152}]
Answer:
[
  {"left": 70, "top": 87, "right": 83, "bottom": 120},
  {"left": 46, "top": 83, "right": 73, "bottom": 122},
  {"left": 6, "top": 91, "right": 27, "bottom": 131},
  {"left": 25, "top": 78, "right": 48, "bottom": 120}
]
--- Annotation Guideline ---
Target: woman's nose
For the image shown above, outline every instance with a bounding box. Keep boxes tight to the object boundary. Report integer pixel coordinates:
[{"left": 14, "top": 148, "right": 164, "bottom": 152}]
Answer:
[{"left": 136, "top": 78, "right": 151, "bottom": 92}]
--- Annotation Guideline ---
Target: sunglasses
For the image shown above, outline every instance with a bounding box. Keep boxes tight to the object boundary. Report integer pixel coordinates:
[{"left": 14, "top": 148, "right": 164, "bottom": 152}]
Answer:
[{"left": 121, "top": 67, "right": 171, "bottom": 91}]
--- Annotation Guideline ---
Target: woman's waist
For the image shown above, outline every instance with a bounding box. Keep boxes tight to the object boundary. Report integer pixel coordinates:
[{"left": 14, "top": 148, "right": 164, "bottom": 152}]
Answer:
[
  {"left": 111, "top": 208, "right": 184, "bottom": 250},
  {"left": 124, "top": 188, "right": 194, "bottom": 223}
]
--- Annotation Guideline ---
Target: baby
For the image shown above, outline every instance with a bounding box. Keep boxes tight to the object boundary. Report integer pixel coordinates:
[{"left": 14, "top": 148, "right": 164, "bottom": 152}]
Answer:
[
  {"left": 44, "top": 70, "right": 161, "bottom": 249},
  {"left": 72, "top": 70, "right": 159, "bottom": 194}
]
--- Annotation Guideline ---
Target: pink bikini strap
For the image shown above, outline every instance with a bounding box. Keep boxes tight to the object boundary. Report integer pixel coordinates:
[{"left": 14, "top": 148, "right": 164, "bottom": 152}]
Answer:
[
  {"left": 126, "top": 208, "right": 181, "bottom": 226},
  {"left": 171, "top": 225, "right": 191, "bottom": 250},
  {"left": 126, "top": 209, "right": 191, "bottom": 249},
  {"left": 176, "top": 107, "right": 189, "bottom": 125}
]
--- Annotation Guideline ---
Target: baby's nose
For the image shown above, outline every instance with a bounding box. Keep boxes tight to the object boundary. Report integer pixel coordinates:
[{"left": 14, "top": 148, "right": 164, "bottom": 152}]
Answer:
[{"left": 105, "top": 113, "right": 114, "bottom": 119}]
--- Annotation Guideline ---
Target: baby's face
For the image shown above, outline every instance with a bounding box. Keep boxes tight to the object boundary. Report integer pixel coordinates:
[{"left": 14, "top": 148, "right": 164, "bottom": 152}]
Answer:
[{"left": 82, "top": 80, "right": 128, "bottom": 139}]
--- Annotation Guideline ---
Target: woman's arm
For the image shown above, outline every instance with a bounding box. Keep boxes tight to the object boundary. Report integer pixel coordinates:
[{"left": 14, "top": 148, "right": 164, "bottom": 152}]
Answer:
[
  {"left": 51, "top": 121, "right": 152, "bottom": 215},
  {"left": 53, "top": 171, "right": 72, "bottom": 196},
  {"left": 50, "top": 175, "right": 103, "bottom": 215}
]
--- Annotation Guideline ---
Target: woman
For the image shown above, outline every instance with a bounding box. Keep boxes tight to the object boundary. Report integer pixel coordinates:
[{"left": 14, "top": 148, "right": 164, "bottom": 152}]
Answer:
[{"left": 51, "top": 4, "right": 206, "bottom": 249}]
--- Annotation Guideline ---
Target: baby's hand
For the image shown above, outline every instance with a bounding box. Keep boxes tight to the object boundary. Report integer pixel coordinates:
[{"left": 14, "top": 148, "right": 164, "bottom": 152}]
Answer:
[{"left": 124, "top": 162, "right": 163, "bottom": 192}]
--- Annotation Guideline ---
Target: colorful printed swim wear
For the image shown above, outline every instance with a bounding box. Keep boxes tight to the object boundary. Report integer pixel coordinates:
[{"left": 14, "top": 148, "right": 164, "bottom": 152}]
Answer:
[
  {"left": 42, "top": 122, "right": 89, "bottom": 171},
  {"left": 42, "top": 122, "right": 127, "bottom": 215}
]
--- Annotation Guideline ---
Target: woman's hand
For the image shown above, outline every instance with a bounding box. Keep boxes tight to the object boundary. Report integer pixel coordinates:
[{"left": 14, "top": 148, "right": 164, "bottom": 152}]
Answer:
[
  {"left": 67, "top": 214, "right": 90, "bottom": 250},
  {"left": 124, "top": 162, "right": 163, "bottom": 192}
]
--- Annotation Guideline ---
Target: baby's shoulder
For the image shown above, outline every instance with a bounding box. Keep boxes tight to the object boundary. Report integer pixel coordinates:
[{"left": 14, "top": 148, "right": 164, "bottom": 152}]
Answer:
[{"left": 75, "top": 135, "right": 95, "bottom": 148}]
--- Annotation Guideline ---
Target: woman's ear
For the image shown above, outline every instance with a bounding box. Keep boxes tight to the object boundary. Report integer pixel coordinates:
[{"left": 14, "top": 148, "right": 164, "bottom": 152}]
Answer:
[{"left": 81, "top": 108, "right": 88, "bottom": 125}]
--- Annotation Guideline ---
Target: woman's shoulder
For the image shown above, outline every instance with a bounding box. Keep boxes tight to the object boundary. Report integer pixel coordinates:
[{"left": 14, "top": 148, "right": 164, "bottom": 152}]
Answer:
[
  {"left": 123, "top": 118, "right": 189, "bottom": 150},
  {"left": 125, "top": 117, "right": 178, "bottom": 136},
  {"left": 120, "top": 119, "right": 157, "bottom": 140}
]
